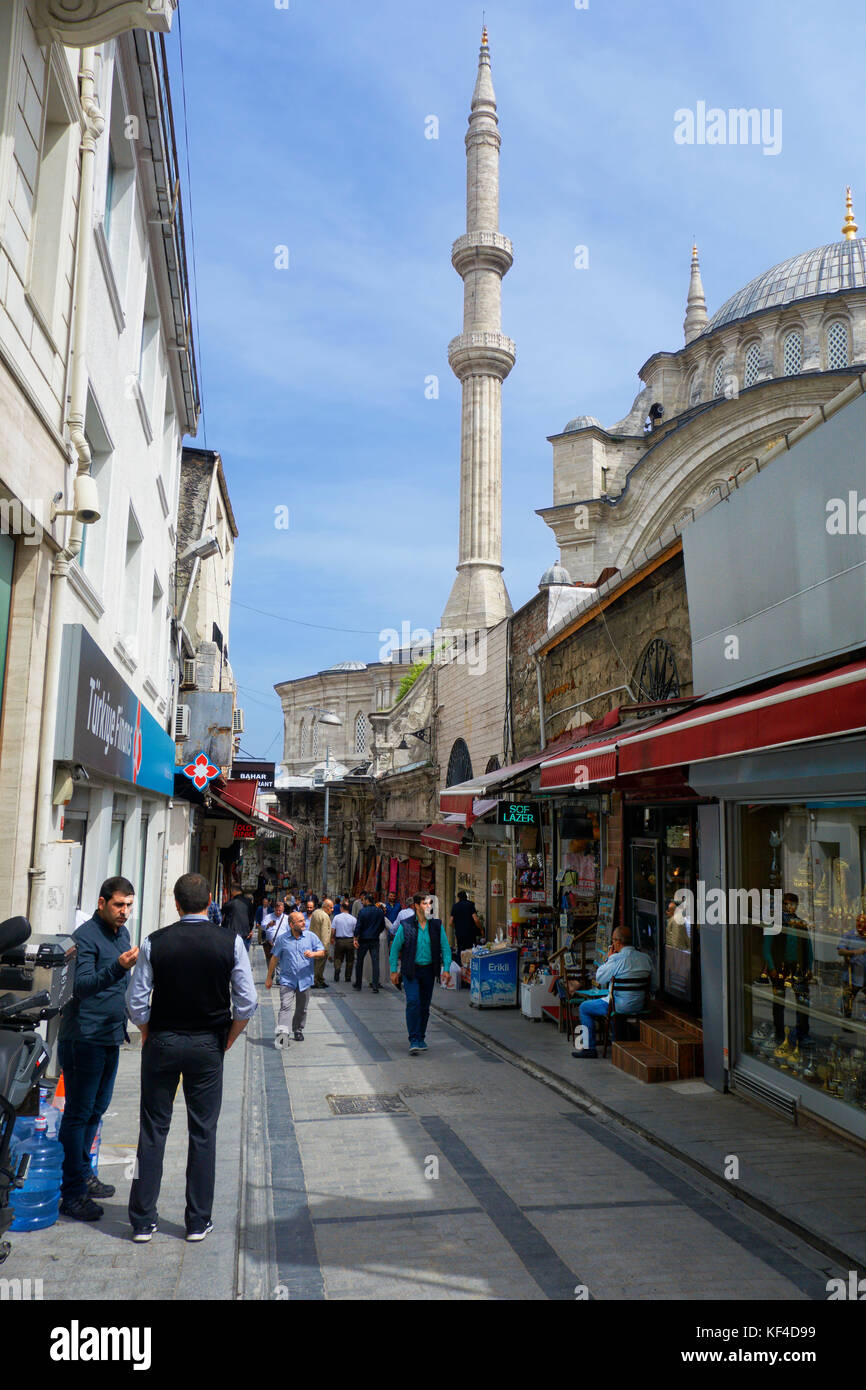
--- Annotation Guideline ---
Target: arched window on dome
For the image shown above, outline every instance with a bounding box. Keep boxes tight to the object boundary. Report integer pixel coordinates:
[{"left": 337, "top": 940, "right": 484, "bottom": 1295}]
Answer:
[
  {"left": 743, "top": 342, "right": 761, "bottom": 389},
  {"left": 712, "top": 358, "right": 725, "bottom": 398},
  {"left": 782, "top": 330, "right": 803, "bottom": 376},
  {"left": 446, "top": 739, "right": 473, "bottom": 787},
  {"left": 312, "top": 721, "right": 320, "bottom": 758},
  {"left": 827, "top": 319, "right": 850, "bottom": 370},
  {"left": 687, "top": 368, "right": 701, "bottom": 407},
  {"left": 354, "top": 711, "right": 367, "bottom": 755}
]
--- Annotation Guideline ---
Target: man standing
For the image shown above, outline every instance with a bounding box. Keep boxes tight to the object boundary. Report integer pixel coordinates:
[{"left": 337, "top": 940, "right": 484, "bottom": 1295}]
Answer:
[
  {"left": 310, "top": 901, "right": 333, "bottom": 989},
  {"left": 57, "top": 878, "right": 139, "bottom": 1222},
  {"left": 449, "top": 890, "right": 481, "bottom": 959},
  {"left": 331, "top": 899, "right": 357, "bottom": 982},
  {"left": 265, "top": 909, "right": 325, "bottom": 1044},
  {"left": 390, "top": 894, "right": 451, "bottom": 1054},
  {"left": 126, "top": 873, "right": 257, "bottom": 1243},
  {"left": 353, "top": 893, "right": 387, "bottom": 993},
  {"left": 572, "top": 925, "right": 653, "bottom": 1059},
  {"left": 839, "top": 911, "right": 866, "bottom": 1017}
]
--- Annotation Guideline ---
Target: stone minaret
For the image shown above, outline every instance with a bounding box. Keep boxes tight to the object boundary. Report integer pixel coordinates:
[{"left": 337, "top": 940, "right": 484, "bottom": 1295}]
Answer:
[
  {"left": 441, "top": 28, "right": 514, "bottom": 632},
  {"left": 683, "top": 243, "right": 708, "bottom": 344}
]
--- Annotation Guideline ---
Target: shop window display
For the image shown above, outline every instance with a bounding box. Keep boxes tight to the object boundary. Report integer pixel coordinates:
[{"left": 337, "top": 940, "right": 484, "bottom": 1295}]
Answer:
[{"left": 740, "top": 803, "right": 866, "bottom": 1113}]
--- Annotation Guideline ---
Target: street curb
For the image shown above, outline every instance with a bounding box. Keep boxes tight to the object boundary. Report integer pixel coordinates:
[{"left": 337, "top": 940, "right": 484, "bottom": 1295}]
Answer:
[{"left": 431, "top": 1001, "right": 864, "bottom": 1276}]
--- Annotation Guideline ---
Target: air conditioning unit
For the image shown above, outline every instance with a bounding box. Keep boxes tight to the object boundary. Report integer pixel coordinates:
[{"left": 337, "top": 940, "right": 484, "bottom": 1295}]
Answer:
[
  {"left": 174, "top": 704, "right": 190, "bottom": 740},
  {"left": 182, "top": 659, "right": 198, "bottom": 689},
  {"left": 232, "top": 707, "right": 244, "bottom": 735}
]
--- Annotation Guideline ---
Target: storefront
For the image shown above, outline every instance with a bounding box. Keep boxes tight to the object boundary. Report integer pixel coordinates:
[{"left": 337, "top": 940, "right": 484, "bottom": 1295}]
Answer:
[
  {"left": 618, "top": 658, "right": 866, "bottom": 1136},
  {"left": 52, "top": 624, "right": 175, "bottom": 943}
]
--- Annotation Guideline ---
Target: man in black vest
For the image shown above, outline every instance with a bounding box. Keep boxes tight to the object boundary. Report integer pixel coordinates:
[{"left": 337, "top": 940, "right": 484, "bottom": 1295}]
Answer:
[
  {"left": 389, "top": 893, "right": 452, "bottom": 1054},
  {"left": 126, "top": 872, "right": 257, "bottom": 1243}
]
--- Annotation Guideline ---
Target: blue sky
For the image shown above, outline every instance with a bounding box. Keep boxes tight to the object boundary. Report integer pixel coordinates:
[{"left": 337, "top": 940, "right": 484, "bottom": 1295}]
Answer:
[{"left": 166, "top": 0, "right": 866, "bottom": 762}]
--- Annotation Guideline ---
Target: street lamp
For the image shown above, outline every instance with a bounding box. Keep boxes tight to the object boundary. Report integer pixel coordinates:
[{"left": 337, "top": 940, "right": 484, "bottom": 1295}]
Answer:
[{"left": 305, "top": 706, "right": 342, "bottom": 899}]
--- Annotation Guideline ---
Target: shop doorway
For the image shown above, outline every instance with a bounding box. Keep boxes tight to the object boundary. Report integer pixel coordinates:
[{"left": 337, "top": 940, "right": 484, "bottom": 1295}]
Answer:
[
  {"left": 626, "top": 805, "right": 700, "bottom": 1012},
  {"left": 487, "top": 846, "right": 508, "bottom": 940}
]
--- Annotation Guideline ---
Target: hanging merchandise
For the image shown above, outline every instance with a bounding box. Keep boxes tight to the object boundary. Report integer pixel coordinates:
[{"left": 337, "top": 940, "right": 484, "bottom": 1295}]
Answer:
[
  {"left": 389, "top": 858, "right": 399, "bottom": 894},
  {"left": 407, "top": 857, "right": 421, "bottom": 898}
]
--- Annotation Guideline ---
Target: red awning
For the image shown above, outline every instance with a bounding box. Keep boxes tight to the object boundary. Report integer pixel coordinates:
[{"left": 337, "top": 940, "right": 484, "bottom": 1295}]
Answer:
[
  {"left": 420, "top": 822, "right": 467, "bottom": 856},
  {"left": 209, "top": 779, "right": 294, "bottom": 838},
  {"left": 539, "top": 741, "right": 619, "bottom": 791},
  {"left": 618, "top": 660, "right": 866, "bottom": 777}
]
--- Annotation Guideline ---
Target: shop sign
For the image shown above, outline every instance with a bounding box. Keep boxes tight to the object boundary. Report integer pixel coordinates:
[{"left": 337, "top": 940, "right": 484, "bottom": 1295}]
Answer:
[
  {"left": 497, "top": 801, "right": 540, "bottom": 826},
  {"left": 181, "top": 753, "right": 220, "bottom": 790},
  {"left": 230, "top": 760, "right": 275, "bottom": 792},
  {"left": 55, "top": 625, "right": 174, "bottom": 796},
  {"left": 233, "top": 822, "right": 255, "bottom": 840}
]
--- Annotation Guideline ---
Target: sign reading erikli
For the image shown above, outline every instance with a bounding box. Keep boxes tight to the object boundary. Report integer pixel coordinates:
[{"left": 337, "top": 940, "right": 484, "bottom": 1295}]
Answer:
[{"left": 673, "top": 885, "right": 783, "bottom": 931}]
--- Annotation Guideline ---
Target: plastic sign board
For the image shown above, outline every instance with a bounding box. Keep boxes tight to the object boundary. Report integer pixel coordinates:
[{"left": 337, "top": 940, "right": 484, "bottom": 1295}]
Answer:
[
  {"left": 181, "top": 752, "right": 220, "bottom": 790},
  {"left": 497, "top": 801, "right": 540, "bottom": 827},
  {"left": 233, "top": 822, "right": 255, "bottom": 840}
]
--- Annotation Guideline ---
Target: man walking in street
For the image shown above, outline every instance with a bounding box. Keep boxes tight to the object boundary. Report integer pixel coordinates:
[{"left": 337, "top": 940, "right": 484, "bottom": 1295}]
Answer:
[
  {"left": 221, "top": 887, "right": 255, "bottom": 953},
  {"left": 353, "top": 893, "right": 387, "bottom": 993},
  {"left": 265, "top": 909, "right": 325, "bottom": 1044},
  {"left": 390, "top": 893, "right": 451, "bottom": 1054},
  {"left": 449, "top": 889, "right": 482, "bottom": 960},
  {"left": 310, "top": 900, "right": 333, "bottom": 989},
  {"left": 126, "top": 873, "right": 257, "bottom": 1243},
  {"left": 331, "top": 899, "right": 357, "bottom": 981},
  {"left": 57, "top": 877, "right": 139, "bottom": 1222}
]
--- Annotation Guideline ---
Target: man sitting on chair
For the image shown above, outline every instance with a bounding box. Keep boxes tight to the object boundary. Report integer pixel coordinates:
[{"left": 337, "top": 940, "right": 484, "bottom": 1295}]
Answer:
[{"left": 572, "top": 926, "right": 652, "bottom": 1059}]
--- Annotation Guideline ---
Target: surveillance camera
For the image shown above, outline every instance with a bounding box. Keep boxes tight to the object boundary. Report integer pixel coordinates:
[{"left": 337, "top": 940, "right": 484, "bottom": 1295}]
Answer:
[
  {"left": 73, "top": 474, "right": 101, "bottom": 524},
  {"left": 73, "top": 764, "right": 89, "bottom": 781}
]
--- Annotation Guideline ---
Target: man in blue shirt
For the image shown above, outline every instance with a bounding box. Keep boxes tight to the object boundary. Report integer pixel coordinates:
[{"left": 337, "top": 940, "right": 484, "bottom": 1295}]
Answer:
[
  {"left": 265, "top": 909, "right": 325, "bottom": 1045},
  {"left": 390, "top": 893, "right": 452, "bottom": 1054},
  {"left": 58, "top": 876, "right": 140, "bottom": 1222},
  {"left": 572, "top": 925, "right": 652, "bottom": 1059},
  {"left": 839, "top": 911, "right": 866, "bottom": 1017}
]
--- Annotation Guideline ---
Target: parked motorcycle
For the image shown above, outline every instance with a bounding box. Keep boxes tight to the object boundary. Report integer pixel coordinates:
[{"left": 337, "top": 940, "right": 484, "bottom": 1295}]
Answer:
[{"left": 0, "top": 916, "right": 74, "bottom": 1263}]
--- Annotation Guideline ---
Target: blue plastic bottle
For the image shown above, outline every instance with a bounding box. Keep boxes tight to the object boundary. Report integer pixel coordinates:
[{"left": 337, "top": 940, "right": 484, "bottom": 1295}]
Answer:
[{"left": 9, "top": 1116, "right": 63, "bottom": 1232}]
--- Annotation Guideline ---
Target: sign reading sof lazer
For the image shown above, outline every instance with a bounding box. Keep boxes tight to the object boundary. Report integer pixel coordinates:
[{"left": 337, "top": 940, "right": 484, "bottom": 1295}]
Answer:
[{"left": 55, "top": 625, "right": 175, "bottom": 796}]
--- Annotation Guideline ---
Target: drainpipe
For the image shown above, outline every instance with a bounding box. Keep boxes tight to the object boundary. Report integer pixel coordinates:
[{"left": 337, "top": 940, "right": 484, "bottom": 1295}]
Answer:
[
  {"left": 535, "top": 656, "right": 546, "bottom": 752},
  {"left": 28, "top": 49, "right": 104, "bottom": 927}
]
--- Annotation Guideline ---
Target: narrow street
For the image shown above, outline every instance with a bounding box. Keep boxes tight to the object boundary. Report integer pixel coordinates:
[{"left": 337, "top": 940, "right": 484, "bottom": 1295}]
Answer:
[{"left": 238, "top": 960, "right": 842, "bottom": 1301}]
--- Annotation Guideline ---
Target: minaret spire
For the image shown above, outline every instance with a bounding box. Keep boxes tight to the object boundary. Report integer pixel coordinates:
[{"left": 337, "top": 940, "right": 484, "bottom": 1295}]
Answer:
[
  {"left": 683, "top": 242, "right": 708, "bottom": 344},
  {"left": 842, "top": 186, "right": 858, "bottom": 241},
  {"left": 441, "top": 30, "right": 515, "bottom": 633}
]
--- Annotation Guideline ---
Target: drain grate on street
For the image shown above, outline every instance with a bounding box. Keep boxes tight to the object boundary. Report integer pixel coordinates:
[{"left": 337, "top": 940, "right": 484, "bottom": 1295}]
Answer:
[{"left": 326, "top": 1093, "right": 408, "bottom": 1116}]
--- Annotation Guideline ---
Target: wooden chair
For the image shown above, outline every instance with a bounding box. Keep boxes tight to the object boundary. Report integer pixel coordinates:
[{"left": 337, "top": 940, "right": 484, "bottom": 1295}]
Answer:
[{"left": 600, "top": 975, "right": 653, "bottom": 1058}]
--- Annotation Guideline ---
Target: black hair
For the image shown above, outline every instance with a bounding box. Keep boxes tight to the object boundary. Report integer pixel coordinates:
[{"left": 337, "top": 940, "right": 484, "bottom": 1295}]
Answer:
[
  {"left": 174, "top": 872, "right": 211, "bottom": 914},
  {"left": 99, "top": 876, "right": 135, "bottom": 903}
]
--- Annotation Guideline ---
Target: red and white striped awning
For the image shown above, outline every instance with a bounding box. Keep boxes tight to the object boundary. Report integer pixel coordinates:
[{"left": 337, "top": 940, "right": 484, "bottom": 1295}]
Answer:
[
  {"left": 209, "top": 779, "right": 295, "bottom": 838},
  {"left": 539, "top": 741, "right": 619, "bottom": 791}
]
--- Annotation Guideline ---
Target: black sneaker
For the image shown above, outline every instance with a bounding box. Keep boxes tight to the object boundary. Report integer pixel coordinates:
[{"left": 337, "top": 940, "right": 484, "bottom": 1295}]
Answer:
[
  {"left": 60, "top": 1194, "right": 103, "bottom": 1222},
  {"left": 185, "top": 1220, "right": 213, "bottom": 1243},
  {"left": 293, "top": 1030, "right": 305, "bottom": 1041},
  {"left": 132, "top": 1222, "right": 158, "bottom": 1243},
  {"left": 87, "top": 1174, "right": 116, "bottom": 1199}
]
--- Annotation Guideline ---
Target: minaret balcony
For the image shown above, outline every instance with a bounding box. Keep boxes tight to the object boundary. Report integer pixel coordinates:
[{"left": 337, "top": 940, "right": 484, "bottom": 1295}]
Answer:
[
  {"left": 448, "top": 331, "right": 516, "bottom": 381},
  {"left": 34, "top": 0, "right": 177, "bottom": 45},
  {"left": 452, "top": 231, "right": 514, "bottom": 278}
]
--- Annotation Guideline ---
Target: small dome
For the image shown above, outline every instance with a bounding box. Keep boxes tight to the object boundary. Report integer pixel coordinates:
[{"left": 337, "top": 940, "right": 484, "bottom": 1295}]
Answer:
[
  {"left": 563, "top": 415, "right": 602, "bottom": 433},
  {"left": 704, "top": 238, "right": 866, "bottom": 333},
  {"left": 539, "top": 562, "right": 573, "bottom": 589},
  {"left": 326, "top": 661, "right": 367, "bottom": 672}
]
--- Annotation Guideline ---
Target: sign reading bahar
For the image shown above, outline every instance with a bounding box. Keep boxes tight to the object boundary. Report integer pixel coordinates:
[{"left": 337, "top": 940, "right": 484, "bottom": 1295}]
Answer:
[{"left": 55, "top": 625, "right": 175, "bottom": 796}]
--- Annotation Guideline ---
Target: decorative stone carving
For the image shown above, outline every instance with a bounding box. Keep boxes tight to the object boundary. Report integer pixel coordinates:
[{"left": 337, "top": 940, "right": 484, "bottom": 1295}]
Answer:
[{"left": 34, "top": 0, "right": 177, "bottom": 47}]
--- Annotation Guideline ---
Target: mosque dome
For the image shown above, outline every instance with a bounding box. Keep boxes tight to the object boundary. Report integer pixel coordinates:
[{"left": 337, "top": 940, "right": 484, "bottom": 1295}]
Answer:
[
  {"left": 703, "top": 238, "right": 866, "bottom": 334},
  {"left": 539, "top": 562, "right": 573, "bottom": 589},
  {"left": 563, "top": 415, "right": 602, "bottom": 433},
  {"left": 326, "top": 661, "right": 367, "bottom": 672}
]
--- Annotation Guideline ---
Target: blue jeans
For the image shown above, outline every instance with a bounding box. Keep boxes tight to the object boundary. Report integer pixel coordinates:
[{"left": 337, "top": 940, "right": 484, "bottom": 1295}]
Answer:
[
  {"left": 577, "top": 997, "right": 610, "bottom": 1050},
  {"left": 57, "top": 1038, "right": 120, "bottom": 1199},
  {"left": 404, "top": 964, "right": 435, "bottom": 1045}
]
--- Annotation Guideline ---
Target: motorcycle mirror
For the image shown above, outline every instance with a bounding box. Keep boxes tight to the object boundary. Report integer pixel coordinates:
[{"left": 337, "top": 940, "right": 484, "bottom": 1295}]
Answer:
[{"left": 0, "top": 917, "right": 30, "bottom": 955}]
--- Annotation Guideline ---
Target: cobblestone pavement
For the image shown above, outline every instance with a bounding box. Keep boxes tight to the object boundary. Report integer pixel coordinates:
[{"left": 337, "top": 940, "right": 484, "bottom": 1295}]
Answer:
[{"left": 240, "top": 959, "right": 849, "bottom": 1301}]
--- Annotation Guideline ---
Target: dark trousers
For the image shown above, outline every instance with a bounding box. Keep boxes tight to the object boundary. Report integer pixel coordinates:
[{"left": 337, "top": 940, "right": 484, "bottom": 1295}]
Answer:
[
  {"left": 128, "top": 1029, "right": 224, "bottom": 1233},
  {"left": 333, "top": 939, "right": 355, "bottom": 979},
  {"left": 771, "top": 979, "right": 810, "bottom": 1041},
  {"left": 58, "top": 1039, "right": 119, "bottom": 1199},
  {"left": 354, "top": 939, "right": 380, "bottom": 988},
  {"left": 404, "top": 964, "right": 435, "bottom": 1045}
]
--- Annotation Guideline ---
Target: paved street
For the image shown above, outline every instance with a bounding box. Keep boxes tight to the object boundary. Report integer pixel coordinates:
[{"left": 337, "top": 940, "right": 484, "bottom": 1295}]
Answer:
[{"left": 238, "top": 959, "right": 846, "bottom": 1301}]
